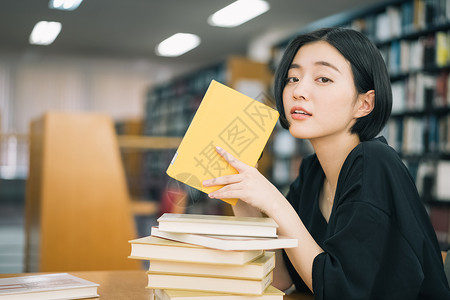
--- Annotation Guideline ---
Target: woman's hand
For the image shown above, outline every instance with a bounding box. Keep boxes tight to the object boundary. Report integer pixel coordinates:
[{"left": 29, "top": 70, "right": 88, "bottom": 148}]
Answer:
[
  {"left": 204, "top": 147, "right": 323, "bottom": 292},
  {"left": 202, "top": 146, "right": 285, "bottom": 216}
]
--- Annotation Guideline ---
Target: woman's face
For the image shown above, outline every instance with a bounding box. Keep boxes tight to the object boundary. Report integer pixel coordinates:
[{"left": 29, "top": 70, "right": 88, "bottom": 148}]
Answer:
[{"left": 282, "top": 41, "right": 363, "bottom": 142}]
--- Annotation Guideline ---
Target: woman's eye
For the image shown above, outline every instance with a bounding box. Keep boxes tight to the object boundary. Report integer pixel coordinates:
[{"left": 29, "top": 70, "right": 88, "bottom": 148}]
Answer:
[
  {"left": 317, "top": 77, "right": 332, "bottom": 83},
  {"left": 285, "top": 77, "right": 299, "bottom": 84}
]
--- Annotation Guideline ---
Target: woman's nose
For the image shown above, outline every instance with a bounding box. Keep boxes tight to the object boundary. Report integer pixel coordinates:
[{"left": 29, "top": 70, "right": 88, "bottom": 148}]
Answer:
[{"left": 292, "top": 80, "right": 308, "bottom": 101}]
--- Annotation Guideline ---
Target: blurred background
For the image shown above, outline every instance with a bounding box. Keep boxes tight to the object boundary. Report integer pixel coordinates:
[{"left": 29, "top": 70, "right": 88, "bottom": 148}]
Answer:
[{"left": 1, "top": 0, "right": 450, "bottom": 274}]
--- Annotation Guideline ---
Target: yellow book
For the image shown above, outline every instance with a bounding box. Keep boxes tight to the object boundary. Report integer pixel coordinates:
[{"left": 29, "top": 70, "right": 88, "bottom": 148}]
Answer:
[
  {"left": 436, "top": 31, "right": 449, "bottom": 67},
  {"left": 154, "top": 285, "right": 285, "bottom": 300},
  {"left": 166, "top": 80, "right": 279, "bottom": 205}
]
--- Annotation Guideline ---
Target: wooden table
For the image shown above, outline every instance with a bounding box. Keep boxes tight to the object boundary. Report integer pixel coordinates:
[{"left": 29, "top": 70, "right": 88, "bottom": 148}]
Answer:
[{"left": 0, "top": 270, "right": 314, "bottom": 299}]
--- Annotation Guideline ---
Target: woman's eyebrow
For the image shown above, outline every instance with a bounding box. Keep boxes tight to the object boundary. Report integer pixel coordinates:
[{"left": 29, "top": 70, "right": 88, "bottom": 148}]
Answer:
[
  {"left": 315, "top": 61, "right": 341, "bottom": 73},
  {"left": 288, "top": 61, "right": 341, "bottom": 73}
]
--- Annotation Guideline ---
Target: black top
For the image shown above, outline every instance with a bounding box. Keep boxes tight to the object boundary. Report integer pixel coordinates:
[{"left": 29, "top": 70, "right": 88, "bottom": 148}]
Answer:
[{"left": 282, "top": 137, "right": 450, "bottom": 299}]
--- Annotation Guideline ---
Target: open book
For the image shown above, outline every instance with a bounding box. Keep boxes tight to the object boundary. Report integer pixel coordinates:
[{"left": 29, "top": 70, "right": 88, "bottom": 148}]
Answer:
[{"left": 166, "top": 80, "right": 279, "bottom": 205}]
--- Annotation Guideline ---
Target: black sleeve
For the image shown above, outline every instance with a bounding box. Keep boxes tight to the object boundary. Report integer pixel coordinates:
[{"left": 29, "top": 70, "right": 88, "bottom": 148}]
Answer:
[{"left": 312, "top": 202, "right": 398, "bottom": 299}]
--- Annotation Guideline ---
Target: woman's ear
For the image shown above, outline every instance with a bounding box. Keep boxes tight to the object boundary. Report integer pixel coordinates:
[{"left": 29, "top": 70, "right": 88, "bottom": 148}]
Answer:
[{"left": 355, "top": 90, "right": 375, "bottom": 118}]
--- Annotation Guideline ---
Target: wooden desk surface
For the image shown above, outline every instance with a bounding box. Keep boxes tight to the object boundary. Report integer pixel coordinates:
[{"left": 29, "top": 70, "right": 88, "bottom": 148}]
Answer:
[{"left": 0, "top": 270, "right": 314, "bottom": 300}]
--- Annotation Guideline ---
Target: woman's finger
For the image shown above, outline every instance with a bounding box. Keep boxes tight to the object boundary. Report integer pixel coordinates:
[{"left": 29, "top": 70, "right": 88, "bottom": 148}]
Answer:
[
  {"left": 215, "top": 146, "right": 248, "bottom": 172},
  {"left": 203, "top": 173, "right": 243, "bottom": 187},
  {"left": 208, "top": 183, "right": 245, "bottom": 200}
]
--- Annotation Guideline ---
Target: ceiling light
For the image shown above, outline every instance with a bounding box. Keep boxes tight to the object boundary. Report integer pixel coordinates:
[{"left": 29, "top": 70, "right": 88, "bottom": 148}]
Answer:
[
  {"left": 155, "top": 33, "right": 201, "bottom": 57},
  {"left": 29, "top": 21, "right": 62, "bottom": 46},
  {"left": 208, "top": 0, "right": 270, "bottom": 28},
  {"left": 49, "top": 0, "right": 83, "bottom": 11}
]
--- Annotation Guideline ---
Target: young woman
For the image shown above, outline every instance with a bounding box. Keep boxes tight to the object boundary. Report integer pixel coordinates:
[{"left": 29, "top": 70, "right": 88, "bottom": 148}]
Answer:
[{"left": 203, "top": 27, "right": 450, "bottom": 299}]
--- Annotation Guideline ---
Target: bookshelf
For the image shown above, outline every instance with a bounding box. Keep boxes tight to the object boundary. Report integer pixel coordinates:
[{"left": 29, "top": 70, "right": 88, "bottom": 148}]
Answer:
[
  {"left": 142, "top": 56, "right": 273, "bottom": 216},
  {"left": 270, "top": 0, "right": 450, "bottom": 250}
]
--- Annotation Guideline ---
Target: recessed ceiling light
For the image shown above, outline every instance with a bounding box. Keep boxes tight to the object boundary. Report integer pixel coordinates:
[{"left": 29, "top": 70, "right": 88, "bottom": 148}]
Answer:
[
  {"left": 155, "top": 33, "right": 201, "bottom": 57},
  {"left": 208, "top": 0, "right": 270, "bottom": 28},
  {"left": 29, "top": 21, "right": 62, "bottom": 46},
  {"left": 49, "top": 0, "right": 83, "bottom": 11}
]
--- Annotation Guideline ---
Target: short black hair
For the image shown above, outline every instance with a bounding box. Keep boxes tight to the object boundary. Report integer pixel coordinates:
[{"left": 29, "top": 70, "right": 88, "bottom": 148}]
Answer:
[{"left": 274, "top": 27, "right": 392, "bottom": 142}]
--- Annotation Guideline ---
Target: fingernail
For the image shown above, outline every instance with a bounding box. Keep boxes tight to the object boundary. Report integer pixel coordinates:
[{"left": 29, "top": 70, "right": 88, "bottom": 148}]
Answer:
[{"left": 216, "top": 146, "right": 222, "bottom": 151}]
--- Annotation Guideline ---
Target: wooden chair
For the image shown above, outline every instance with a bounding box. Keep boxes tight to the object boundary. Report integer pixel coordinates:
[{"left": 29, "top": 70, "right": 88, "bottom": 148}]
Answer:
[
  {"left": 444, "top": 250, "right": 450, "bottom": 287},
  {"left": 25, "top": 112, "right": 140, "bottom": 272}
]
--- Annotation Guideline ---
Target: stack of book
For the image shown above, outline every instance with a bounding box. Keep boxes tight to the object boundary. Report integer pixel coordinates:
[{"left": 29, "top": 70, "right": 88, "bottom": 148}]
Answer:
[{"left": 128, "top": 213, "right": 298, "bottom": 300}]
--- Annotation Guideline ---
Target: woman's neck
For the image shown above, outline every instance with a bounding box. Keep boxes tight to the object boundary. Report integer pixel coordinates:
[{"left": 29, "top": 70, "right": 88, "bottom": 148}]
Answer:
[{"left": 311, "top": 133, "right": 360, "bottom": 192}]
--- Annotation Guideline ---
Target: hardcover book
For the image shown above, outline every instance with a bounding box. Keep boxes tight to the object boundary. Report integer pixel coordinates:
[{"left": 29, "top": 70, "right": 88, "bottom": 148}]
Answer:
[
  {"left": 147, "top": 271, "right": 273, "bottom": 295},
  {"left": 128, "top": 236, "right": 263, "bottom": 265},
  {"left": 156, "top": 213, "right": 278, "bottom": 238},
  {"left": 166, "top": 80, "right": 279, "bottom": 205},
  {"left": 0, "top": 273, "right": 99, "bottom": 300},
  {"left": 151, "top": 226, "right": 297, "bottom": 251},
  {"left": 154, "top": 285, "right": 284, "bottom": 300},
  {"left": 148, "top": 251, "right": 275, "bottom": 280}
]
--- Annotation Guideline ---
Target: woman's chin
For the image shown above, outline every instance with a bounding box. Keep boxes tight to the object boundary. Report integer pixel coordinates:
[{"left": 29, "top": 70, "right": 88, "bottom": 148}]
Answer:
[{"left": 289, "top": 126, "right": 312, "bottom": 140}]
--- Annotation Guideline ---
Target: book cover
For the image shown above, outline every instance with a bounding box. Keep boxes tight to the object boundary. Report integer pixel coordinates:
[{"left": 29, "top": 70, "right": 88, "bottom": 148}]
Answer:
[
  {"left": 128, "top": 236, "right": 263, "bottom": 265},
  {"left": 166, "top": 80, "right": 279, "bottom": 205},
  {"left": 154, "top": 285, "right": 284, "bottom": 300},
  {"left": 151, "top": 227, "right": 297, "bottom": 251},
  {"left": 157, "top": 213, "right": 278, "bottom": 238},
  {"left": 147, "top": 271, "right": 273, "bottom": 295},
  {"left": 435, "top": 31, "right": 449, "bottom": 67},
  {"left": 436, "top": 161, "right": 450, "bottom": 201},
  {"left": 0, "top": 273, "right": 99, "bottom": 300},
  {"left": 148, "top": 251, "right": 275, "bottom": 280}
]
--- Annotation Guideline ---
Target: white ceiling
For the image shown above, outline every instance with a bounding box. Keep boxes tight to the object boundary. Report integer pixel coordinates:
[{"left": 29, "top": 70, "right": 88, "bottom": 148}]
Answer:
[{"left": 0, "top": 0, "right": 384, "bottom": 71}]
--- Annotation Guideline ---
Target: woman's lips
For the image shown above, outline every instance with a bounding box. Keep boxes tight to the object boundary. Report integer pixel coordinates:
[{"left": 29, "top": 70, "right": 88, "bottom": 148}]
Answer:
[{"left": 290, "top": 106, "right": 311, "bottom": 120}]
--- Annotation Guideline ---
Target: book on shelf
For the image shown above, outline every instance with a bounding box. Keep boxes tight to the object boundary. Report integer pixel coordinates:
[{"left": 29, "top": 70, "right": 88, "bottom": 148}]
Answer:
[
  {"left": 436, "top": 160, "right": 450, "bottom": 201},
  {"left": 153, "top": 285, "right": 284, "bottom": 300},
  {"left": 148, "top": 251, "right": 275, "bottom": 280},
  {"left": 157, "top": 213, "right": 278, "bottom": 238},
  {"left": 0, "top": 273, "right": 99, "bottom": 300},
  {"left": 435, "top": 31, "right": 449, "bottom": 67},
  {"left": 151, "top": 226, "right": 297, "bottom": 251},
  {"left": 128, "top": 236, "right": 263, "bottom": 265},
  {"left": 166, "top": 80, "right": 279, "bottom": 205},
  {"left": 441, "top": 115, "right": 450, "bottom": 152},
  {"left": 430, "top": 206, "right": 450, "bottom": 246},
  {"left": 146, "top": 270, "right": 273, "bottom": 295},
  {"left": 387, "top": 112, "right": 450, "bottom": 155}
]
